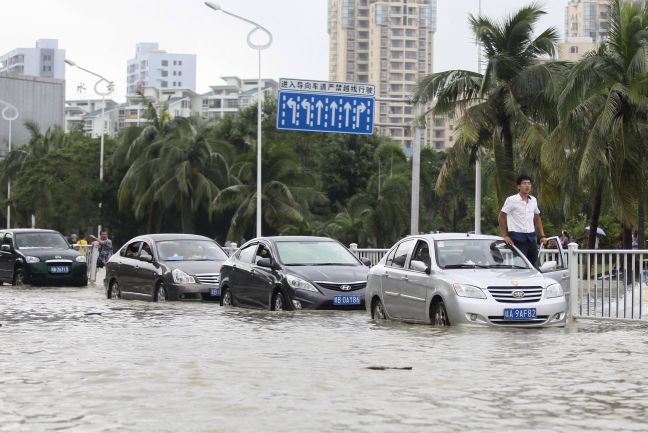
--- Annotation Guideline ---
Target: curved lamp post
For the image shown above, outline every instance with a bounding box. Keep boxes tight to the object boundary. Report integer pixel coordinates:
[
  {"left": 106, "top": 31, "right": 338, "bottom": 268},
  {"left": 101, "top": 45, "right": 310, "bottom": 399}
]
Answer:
[
  {"left": 64, "top": 59, "right": 114, "bottom": 235},
  {"left": 205, "top": 2, "right": 273, "bottom": 238},
  {"left": 0, "top": 99, "right": 19, "bottom": 229}
]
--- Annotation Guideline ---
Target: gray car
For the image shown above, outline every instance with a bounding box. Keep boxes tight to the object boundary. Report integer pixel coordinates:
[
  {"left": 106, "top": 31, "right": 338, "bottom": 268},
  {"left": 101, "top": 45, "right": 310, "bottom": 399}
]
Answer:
[
  {"left": 366, "top": 233, "right": 569, "bottom": 327},
  {"left": 104, "top": 234, "right": 228, "bottom": 301}
]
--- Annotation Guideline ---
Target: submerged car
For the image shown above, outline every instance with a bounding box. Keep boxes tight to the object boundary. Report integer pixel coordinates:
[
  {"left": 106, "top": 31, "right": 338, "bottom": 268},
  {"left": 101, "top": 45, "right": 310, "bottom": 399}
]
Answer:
[
  {"left": 104, "top": 234, "right": 228, "bottom": 301},
  {"left": 0, "top": 229, "right": 88, "bottom": 286},
  {"left": 219, "top": 236, "right": 371, "bottom": 310},
  {"left": 366, "top": 233, "right": 569, "bottom": 327}
]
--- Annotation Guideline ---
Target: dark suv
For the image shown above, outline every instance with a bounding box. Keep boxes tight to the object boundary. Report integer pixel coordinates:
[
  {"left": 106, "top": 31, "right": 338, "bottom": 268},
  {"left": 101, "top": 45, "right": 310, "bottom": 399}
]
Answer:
[{"left": 0, "top": 229, "right": 88, "bottom": 286}]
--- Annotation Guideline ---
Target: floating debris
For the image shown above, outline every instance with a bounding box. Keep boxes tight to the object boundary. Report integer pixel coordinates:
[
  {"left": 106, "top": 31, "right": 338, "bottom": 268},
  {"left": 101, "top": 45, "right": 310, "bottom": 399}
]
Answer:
[{"left": 366, "top": 366, "right": 412, "bottom": 371}]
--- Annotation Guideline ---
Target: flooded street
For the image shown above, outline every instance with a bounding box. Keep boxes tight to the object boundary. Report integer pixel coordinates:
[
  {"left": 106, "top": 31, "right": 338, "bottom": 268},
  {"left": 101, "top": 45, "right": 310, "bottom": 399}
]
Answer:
[{"left": 2, "top": 283, "right": 648, "bottom": 433}]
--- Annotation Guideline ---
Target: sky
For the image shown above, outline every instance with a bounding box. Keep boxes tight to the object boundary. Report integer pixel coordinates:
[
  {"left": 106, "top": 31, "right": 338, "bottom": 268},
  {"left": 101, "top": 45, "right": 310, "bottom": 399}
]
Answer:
[{"left": 1, "top": 0, "right": 567, "bottom": 102}]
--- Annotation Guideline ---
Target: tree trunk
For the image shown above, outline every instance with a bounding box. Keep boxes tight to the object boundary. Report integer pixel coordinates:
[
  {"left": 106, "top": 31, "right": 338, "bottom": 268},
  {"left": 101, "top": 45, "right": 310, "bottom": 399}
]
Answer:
[{"left": 588, "top": 183, "right": 603, "bottom": 250}]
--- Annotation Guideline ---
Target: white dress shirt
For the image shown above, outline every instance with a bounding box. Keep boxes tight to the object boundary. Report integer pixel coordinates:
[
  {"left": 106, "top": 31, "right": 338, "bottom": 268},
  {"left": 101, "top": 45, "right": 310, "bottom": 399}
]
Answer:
[{"left": 501, "top": 193, "right": 540, "bottom": 233}]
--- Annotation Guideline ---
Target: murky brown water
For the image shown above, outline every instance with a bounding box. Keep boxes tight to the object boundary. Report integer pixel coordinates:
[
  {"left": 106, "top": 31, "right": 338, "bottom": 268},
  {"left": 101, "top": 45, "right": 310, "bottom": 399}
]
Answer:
[{"left": 1, "top": 283, "right": 648, "bottom": 433}]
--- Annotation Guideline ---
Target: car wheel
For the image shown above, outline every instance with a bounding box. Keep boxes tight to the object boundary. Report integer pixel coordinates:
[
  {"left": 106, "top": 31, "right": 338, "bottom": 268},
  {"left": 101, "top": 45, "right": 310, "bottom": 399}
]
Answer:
[
  {"left": 432, "top": 300, "right": 450, "bottom": 326},
  {"left": 221, "top": 287, "right": 234, "bottom": 307},
  {"left": 155, "top": 283, "right": 168, "bottom": 302},
  {"left": 108, "top": 280, "right": 121, "bottom": 299},
  {"left": 13, "top": 268, "right": 24, "bottom": 286},
  {"left": 371, "top": 298, "right": 387, "bottom": 320},
  {"left": 272, "top": 290, "right": 293, "bottom": 311}
]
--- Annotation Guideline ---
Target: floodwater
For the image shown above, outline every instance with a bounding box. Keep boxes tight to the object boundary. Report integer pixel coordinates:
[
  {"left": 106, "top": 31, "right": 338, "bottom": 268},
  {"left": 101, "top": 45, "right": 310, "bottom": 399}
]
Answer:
[{"left": 1, "top": 283, "right": 648, "bottom": 433}]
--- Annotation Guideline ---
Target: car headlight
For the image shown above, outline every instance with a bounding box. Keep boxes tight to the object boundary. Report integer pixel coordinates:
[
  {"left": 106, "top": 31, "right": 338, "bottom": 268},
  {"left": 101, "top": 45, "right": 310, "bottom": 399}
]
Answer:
[
  {"left": 545, "top": 283, "right": 564, "bottom": 299},
  {"left": 453, "top": 283, "right": 486, "bottom": 299},
  {"left": 25, "top": 256, "right": 40, "bottom": 264},
  {"left": 75, "top": 255, "right": 87, "bottom": 263},
  {"left": 285, "top": 274, "right": 319, "bottom": 292},
  {"left": 172, "top": 269, "right": 196, "bottom": 284}
]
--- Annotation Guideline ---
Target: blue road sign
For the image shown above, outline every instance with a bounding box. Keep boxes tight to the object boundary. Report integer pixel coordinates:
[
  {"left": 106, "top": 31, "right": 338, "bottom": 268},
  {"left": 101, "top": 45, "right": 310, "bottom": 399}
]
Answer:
[{"left": 277, "top": 91, "right": 374, "bottom": 135}]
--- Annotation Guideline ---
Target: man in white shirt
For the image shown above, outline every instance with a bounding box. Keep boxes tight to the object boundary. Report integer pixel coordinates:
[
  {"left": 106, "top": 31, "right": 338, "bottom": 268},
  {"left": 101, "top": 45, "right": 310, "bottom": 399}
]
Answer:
[{"left": 498, "top": 175, "right": 547, "bottom": 266}]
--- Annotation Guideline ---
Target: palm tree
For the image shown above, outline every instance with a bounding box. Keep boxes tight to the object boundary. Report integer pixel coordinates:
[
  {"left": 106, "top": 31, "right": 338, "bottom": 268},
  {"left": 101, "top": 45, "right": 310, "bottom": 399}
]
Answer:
[
  {"left": 211, "top": 141, "right": 327, "bottom": 241},
  {"left": 554, "top": 0, "right": 648, "bottom": 249},
  {"left": 413, "top": 3, "right": 563, "bottom": 204}
]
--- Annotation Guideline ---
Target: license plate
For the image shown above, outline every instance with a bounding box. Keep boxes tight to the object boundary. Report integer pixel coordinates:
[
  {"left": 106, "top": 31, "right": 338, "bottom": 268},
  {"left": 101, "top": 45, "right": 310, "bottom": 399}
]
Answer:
[
  {"left": 504, "top": 308, "right": 537, "bottom": 320},
  {"left": 210, "top": 287, "right": 221, "bottom": 296},
  {"left": 49, "top": 266, "right": 70, "bottom": 274},
  {"left": 333, "top": 295, "right": 361, "bottom": 305}
]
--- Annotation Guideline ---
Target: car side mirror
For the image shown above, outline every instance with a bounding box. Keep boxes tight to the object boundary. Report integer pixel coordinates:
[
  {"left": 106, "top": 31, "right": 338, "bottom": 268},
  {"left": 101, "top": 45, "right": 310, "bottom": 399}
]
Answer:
[
  {"left": 1, "top": 244, "right": 10, "bottom": 252},
  {"left": 410, "top": 260, "right": 430, "bottom": 274},
  {"left": 360, "top": 257, "right": 372, "bottom": 266},
  {"left": 539, "top": 260, "right": 557, "bottom": 272},
  {"left": 139, "top": 252, "right": 154, "bottom": 263},
  {"left": 256, "top": 257, "right": 273, "bottom": 268}
]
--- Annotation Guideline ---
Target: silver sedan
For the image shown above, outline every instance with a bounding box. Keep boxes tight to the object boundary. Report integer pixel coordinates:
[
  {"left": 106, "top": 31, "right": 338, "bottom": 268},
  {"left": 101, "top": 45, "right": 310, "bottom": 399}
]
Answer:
[{"left": 366, "top": 233, "right": 568, "bottom": 327}]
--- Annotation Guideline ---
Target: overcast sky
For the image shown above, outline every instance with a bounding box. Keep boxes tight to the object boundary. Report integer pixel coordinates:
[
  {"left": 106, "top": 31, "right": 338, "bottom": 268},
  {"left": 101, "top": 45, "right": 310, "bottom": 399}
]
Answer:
[{"left": 1, "top": 0, "right": 567, "bottom": 101}]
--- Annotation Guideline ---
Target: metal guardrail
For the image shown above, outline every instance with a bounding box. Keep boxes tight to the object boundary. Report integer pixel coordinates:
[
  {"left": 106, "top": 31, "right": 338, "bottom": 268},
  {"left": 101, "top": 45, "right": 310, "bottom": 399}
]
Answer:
[{"left": 568, "top": 244, "right": 647, "bottom": 321}]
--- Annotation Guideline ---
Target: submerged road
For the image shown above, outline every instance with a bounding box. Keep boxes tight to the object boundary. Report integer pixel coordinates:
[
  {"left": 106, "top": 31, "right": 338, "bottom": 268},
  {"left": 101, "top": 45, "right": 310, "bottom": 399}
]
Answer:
[{"left": 1, "top": 283, "right": 647, "bottom": 433}]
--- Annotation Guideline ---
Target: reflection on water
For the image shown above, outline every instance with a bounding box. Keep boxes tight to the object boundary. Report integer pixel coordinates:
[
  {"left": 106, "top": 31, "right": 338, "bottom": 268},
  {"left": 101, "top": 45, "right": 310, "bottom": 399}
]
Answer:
[{"left": 1, "top": 285, "right": 648, "bottom": 433}]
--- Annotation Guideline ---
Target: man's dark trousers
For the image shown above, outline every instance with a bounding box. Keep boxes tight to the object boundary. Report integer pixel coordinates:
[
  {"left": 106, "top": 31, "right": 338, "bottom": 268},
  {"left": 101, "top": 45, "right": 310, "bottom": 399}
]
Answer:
[{"left": 509, "top": 232, "right": 539, "bottom": 267}]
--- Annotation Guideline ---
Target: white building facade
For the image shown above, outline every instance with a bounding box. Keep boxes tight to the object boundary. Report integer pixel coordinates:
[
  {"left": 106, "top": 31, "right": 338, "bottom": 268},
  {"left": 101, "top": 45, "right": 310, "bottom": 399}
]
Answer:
[
  {"left": 127, "top": 43, "right": 197, "bottom": 95},
  {"left": 0, "top": 39, "right": 65, "bottom": 80}
]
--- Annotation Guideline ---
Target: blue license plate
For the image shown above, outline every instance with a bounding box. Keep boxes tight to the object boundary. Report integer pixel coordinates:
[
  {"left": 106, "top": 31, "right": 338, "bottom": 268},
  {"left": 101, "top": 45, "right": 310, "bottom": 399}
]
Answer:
[
  {"left": 49, "top": 266, "right": 70, "bottom": 274},
  {"left": 333, "top": 295, "right": 361, "bottom": 305},
  {"left": 504, "top": 308, "right": 537, "bottom": 320},
  {"left": 210, "top": 287, "right": 221, "bottom": 296}
]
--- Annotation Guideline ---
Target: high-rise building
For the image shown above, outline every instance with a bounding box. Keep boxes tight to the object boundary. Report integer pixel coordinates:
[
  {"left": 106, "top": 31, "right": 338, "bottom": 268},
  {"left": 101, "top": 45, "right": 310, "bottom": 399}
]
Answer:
[
  {"left": 559, "top": 1, "right": 644, "bottom": 61},
  {"left": 126, "top": 43, "right": 197, "bottom": 95},
  {"left": 0, "top": 39, "right": 65, "bottom": 80},
  {"left": 328, "top": 0, "right": 437, "bottom": 153}
]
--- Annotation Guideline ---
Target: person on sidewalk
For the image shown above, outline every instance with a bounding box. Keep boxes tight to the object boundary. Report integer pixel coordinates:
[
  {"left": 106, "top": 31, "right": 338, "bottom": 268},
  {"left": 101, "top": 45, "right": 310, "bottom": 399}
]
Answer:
[{"left": 498, "top": 174, "right": 547, "bottom": 266}]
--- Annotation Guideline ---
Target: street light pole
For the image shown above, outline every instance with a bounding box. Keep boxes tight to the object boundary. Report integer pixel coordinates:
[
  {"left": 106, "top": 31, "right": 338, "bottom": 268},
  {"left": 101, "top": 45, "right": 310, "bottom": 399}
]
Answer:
[
  {"left": 475, "top": 0, "right": 483, "bottom": 234},
  {"left": 1, "top": 100, "right": 19, "bottom": 229},
  {"left": 205, "top": 2, "right": 273, "bottom": 238},
  {"left": 64, "top": 59, "right": 114, "bottom": 236}
]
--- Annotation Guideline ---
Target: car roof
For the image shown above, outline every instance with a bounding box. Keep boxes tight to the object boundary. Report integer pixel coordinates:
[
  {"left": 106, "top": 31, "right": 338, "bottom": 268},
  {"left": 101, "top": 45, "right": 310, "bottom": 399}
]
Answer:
[
  {"left": 257, "top": 236, "right": 337, "bottom": 243},
  {"left": 133, "top": 233, "right": 216, "bottom": 242},
  {"left": 406, "top": 233, "right": 503, "bottom": 242},
  {"left": 3, "top": 228, "right": 62, "bottom": 234}
]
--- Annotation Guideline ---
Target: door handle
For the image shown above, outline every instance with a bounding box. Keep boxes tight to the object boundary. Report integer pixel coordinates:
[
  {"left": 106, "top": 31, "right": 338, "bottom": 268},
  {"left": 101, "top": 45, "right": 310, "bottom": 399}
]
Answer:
[
  {"left": 134, "top": 265, "right": 140, "bottom": 270},
  {"left": 383, "top": 271, "right": 389, "bottom": 277},
  {"left": 401, "top": 276, "right": 408, "bottom": 281},
  {"left": 561, "top": 275, "right": 569, "bottom": 280}
]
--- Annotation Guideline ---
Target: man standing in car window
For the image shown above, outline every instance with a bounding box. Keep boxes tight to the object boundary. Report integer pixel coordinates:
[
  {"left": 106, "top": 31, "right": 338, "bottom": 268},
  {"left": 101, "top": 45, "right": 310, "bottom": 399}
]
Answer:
[{"left": 498, "top": 175, "right": 547, "bottom": 266}]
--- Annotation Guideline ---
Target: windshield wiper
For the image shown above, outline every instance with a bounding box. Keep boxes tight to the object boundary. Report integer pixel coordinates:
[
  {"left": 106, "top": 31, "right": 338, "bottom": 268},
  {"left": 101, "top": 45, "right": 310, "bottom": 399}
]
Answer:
[
  {"left": 486, "top": 264, "right": 528, "bottom": 269},
  {"left": 443, "top": 264, "right": 488, "bottom": 269}
]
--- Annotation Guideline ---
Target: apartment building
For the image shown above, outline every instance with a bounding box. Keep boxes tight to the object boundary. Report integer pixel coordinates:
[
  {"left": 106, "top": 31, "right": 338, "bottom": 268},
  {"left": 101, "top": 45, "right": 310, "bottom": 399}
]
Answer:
[
  {"left": 65, "top": 99, "right": 120, "bottom": 137},
  {"left": 328, "top": 0, "right": 437, "bottom": 154},
  {"left": 0, "top": 39, "right": 65, "bottom": 80},
  {"left": 200, "top": 76, "right": 278, "bottom": 120},
  {"left": 126, "top": 43, "right": 197, "bottom": 95}
]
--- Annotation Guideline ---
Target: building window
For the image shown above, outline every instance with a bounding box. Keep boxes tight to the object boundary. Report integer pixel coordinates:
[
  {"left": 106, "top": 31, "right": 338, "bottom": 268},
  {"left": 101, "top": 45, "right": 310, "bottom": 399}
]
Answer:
[
  {"left": 161, "top": 81, "right": 168, "bottom": 88},
  {"left": 178, "top": 60, "right": 182, "bottom": 65},
  {"left": 178, "top": 81, "right": 182, "bottom": 87},
  {"left": 161, "top": 70, "right": 168, "bottom": 77},
  {"left": 162, "top": 60, "right": 168, "bottom": 66},
  {"left": 570, "top": 46, "right": 578, "bottom": 54}
]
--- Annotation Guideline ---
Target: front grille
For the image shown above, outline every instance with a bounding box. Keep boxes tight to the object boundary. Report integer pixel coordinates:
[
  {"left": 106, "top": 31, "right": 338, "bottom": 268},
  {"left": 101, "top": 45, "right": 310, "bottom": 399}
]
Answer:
[
  {"left": 195, "top": 273, "right": 220, "bottom": 285},
  {"left": 488, "top": 315, "right": 549, "bottom": 325},
  {"left": 315, "top": 281, "right": 366, "bottom": 292},
  {"left": 487, "top": 286, "right": 543, "bottom": 303}
]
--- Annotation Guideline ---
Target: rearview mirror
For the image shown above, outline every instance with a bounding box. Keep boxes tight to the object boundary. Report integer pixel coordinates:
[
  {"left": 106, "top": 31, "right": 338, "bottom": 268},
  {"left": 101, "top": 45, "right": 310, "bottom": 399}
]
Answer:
[
  {"left": 539, "top": 260, "right": 557, "bottom": 272},
  {"left": 360, "top": 257, "right": 372, "bottom": 266},
  {"left": 1, "top": 244, "right": 10, "bottom": 252},
  {"left": 410, "top": 260, "right": 430, "bottom": 274},
  {"left": 139, "top": 252, "right": 154, "bottom": 263},
  {"left": 256, "top": 257, "right": 273, "bottom": 268}
]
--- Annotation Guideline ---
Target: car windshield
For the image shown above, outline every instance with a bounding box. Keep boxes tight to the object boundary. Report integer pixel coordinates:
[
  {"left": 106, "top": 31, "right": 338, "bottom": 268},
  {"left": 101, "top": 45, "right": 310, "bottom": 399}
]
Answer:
[
  {"left": 434, "top": 239, "right": 530, "bottom": 269},
  {"left": 15, "top": 232, "right": 69, "bottom": 250},
  {"left": 276, "top": 241, "right": 359, "bottom": 266},
  {"left": 157, "top": 240, "right": 228, "bottom": 261}
]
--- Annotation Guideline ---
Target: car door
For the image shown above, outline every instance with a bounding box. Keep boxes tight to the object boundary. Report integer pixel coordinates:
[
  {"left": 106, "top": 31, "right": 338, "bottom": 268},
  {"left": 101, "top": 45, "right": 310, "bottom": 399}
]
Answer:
[
  {"left": 381, "top": 239, "right": 416, "bottom": 319},
  {"left": 538, "top": 235, "right": 570, "bottom": 297},
  {"left": 132, "top": 240, "right": 158, "bottom": 298},
  {"left": 231, "top": 243, "right": 258, "bottom": 307},
  {"left": 247, "top": 243, "right": 276, "bottom": 309},
  {"left": 0, "top": 233, "right": 17, "bottom": 283},
  {"left": 118, "top": 241, "right": 143, "bottom": 297},
  {"left": 399, "top": 240, "right": 431, "bottom": 321},
  {"left": 0, "top": 231, "right": 7, "bottom": 281}
]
